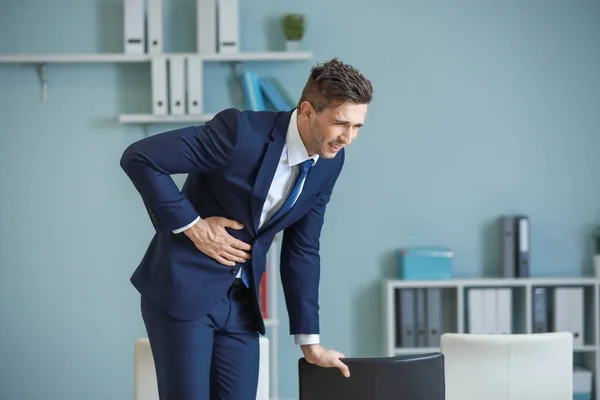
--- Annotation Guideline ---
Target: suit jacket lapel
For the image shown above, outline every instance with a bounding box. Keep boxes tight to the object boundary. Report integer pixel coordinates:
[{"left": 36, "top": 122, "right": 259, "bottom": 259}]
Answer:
[
  {"left": 250, "top": 111, "right": 292, "bottom": 233},
  {"left": 258, "top": 159, "right": 318, "bottom": 235}
]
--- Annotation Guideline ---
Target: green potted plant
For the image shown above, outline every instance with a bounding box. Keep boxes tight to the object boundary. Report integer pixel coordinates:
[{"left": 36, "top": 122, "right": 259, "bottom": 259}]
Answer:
[{"left": 281, "top": 13, "right": 305, "bottom": 51}]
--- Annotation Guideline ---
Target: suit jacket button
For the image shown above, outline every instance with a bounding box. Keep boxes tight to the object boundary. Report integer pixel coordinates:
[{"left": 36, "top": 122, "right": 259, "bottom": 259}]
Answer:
[{"left": 231, "top": 268, "right": 239, "bottom": 274}]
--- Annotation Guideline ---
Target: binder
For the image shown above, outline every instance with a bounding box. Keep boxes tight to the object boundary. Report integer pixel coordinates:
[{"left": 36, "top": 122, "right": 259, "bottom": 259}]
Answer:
[
  {"left": 186, "top": 55, "right": 203, "bottom": 115},
  {"left": 532, "top": 287, "right": 548, "bottom": 333},
  {"left": 217, "top": 0, "right": 239, "bottom": 53},
  {"left": 515, "top": 216, "right": 530, "bottom": 277},
  {"left": 197, "top": 0, "right": 217, "bottom": 53},
  {"left": 495, "top": 288, "right": 512, "bottom": 334},
  {"left": 168, "top": 56, "right": 185, "bottom": 115},
  {"left": 124, "top": 0, "right": 145, "bottom": 54},
  {"left": 415, "top": 289, "right": 427, "bottom": 346},
  {"left": 398, "top": 289, "right": 415, "bottom": 347},
  {"left": 426, "top": 288, "right": 442, "bottom": 347},
  {"left": 482, "top": 289, "right": 496, "bottom": 334},
  {"left": 501, "top": 216, "right": 515, "bottom": 278},
  {"left": 468, "top": 289, "right": 484, "bottom": 333},
  {"left": 240, "top": 71, "right": 265, "bottom": 111},
  {"left": 553, "top": 287, "right": 584, "bottom": 347},
  {"left": 151, "top": 56, "right": 168, "bottom": 115},
  {"left": 569, "top": 288, "right": 584, "bottom": 347},
  {"left": 147, "top": 0, "right": 163, "bottom": 54}
]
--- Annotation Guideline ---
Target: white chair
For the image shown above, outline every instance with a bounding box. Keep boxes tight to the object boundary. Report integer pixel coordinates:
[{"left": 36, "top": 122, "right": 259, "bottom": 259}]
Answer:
[
  {"left": 440, "top": 332, "right": 573, "bottom": 400},
  {"left": 134, "top": 336, "right": 270, "bottom": 400}
]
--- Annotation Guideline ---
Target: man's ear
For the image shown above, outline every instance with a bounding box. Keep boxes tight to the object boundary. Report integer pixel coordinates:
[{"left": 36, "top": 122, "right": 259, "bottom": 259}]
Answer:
[{"left": 299, "top": 101, "right": 313, "bottom": 119}]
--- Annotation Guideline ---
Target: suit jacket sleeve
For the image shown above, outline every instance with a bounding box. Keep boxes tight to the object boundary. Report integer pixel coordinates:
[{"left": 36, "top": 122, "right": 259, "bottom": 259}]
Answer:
[
  {"left": 120, "top": 109, "right": 242, "bottom": 232},
  {"left": 279, "top": 151, "right": 345, "bottom": 335}
]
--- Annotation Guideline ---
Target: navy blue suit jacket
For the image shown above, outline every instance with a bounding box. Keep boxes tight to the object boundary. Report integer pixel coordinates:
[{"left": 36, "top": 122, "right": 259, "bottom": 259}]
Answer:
[{"left": 120, "top": 108, "right": 345, "bottom": 335}]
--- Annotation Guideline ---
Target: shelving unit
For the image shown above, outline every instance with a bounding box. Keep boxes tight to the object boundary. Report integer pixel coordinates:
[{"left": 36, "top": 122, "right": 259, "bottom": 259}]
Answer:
[{"left": 383, "top": 276, "right": 600, "bottom": 397}]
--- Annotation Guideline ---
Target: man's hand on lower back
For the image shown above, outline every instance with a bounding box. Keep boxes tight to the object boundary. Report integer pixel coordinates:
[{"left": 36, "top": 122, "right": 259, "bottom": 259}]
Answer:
[{"left": 301, "top": 344, "right": 350, "bottom": 378}]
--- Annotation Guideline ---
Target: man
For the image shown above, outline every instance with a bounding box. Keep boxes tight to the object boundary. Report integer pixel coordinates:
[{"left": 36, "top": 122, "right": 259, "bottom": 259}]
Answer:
[{"left": 120, "top": 57, "right": 373, "bottom": 399}]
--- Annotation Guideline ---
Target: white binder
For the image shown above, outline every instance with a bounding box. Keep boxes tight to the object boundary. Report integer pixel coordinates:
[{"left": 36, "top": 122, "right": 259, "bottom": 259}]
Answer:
[
  {"left": 124, "top": 0, "right": 145, "bottom": 54},
  {"left": 186, "top": 55, "right": 203, "bottom": 115},
  {"left": 495, "top": 288, "right": 512, "bottom": 334},
  {"left": 468, "top": 289, "right": 484, "bottom": 333},
  {"left": 569, "top": 288, "right": 584, "bottom": 347},
  {"left": 217, "top": 0, "right": 239, "bottom": 53},
  {"left": 553, "top": 287, "right": 584, "bottom": 347},
  {"left": 151, "top": 56, "right": 168, "bottom": 115},
  {"left": 197, "top": 0, "right": 217, "bottom": 53},
  {"left": 482, "top": 289, "right": 496, "bottom": 334},
  {"left": 169, "top": 56, "right": 186, "bottom": 115},
  {"left": 147, "top": 0, "right": 163, "bottom": 54}
]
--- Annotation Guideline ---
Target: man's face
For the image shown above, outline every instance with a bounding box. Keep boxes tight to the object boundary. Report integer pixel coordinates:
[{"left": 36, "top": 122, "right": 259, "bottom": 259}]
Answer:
[{"left": 300, "top": 101, "right": 368, "bottom": 159}]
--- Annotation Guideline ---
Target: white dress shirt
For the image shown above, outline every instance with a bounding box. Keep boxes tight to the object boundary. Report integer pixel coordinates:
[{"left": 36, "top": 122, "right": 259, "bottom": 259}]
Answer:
[{"left": 174, "top": 109, "right": 320, "bottom": 346}]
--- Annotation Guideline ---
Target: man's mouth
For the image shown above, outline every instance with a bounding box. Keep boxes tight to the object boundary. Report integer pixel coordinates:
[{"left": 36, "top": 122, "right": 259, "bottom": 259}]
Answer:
[{"left": 329, "top": 143, "right": 342, "bottom": 152}]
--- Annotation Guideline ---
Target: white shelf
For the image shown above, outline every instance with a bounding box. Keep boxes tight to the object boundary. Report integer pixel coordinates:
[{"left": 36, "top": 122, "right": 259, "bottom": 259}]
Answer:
[
  {"left": 0, "top": 53, "right": 150, "bottom": 63},
  {"left": 0, "top": 51, "right": 313, "bottom": 64},
  {"left": 119, "top": 113, "right": 216, "bottom": 124},
  {"left": 385, "top": 276, "right": 599, "bottom": 289}
]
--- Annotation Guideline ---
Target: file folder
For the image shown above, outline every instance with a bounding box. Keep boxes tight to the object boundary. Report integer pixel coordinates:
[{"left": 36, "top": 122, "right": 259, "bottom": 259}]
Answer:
[
  {"left": 495, "top": 288, "right": 512, "bottom": 334},
  {"left": 169, "top": 56, "right": 185, "bottom": 115},
  {"left": 501, "top": 216, "right": 515, "bottom": 278},
  {"left": 415, "top": 289, "right": 426, "bottom": 346},
  {"left": 468, "top": 289, "right": 484, "bottom": 333},
  {"left": 482, "top": 288, "right": 496, "bottom": 334},
  {"left": 186, "top": 55, "right": 203, "bottom": 115},
  {"left": 553, "top": 287, "right": 584, "bottom": 347},
  {"left": 516, "top": 216, "right": 530, "bottom": 277},
  {"left": 124, "top": 0, "right": 145, "bottom": 54},
  {"left": 426, "top": 288, "right": 442, "bottom": 347},
  {"left": 151, "top": 56, "right": 168, "bottom": 115},
  {"left": 532, "top": 287, "right": 548, "bottom": 333},
  {"left": 147, "top": 0, "right": 163, "bottom": 54},
  {"left": 397, "top": 289, "right": 415, "bottom": 347},
  {"left": 217, "top": 0, "right": 239, "bottom": 53},
  {"left": 197, "top": 0, "right": 217, "bottom": 53}
]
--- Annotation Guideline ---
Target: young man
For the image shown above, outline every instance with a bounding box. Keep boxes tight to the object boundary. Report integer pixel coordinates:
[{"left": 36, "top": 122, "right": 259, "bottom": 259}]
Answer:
[{"left": 120, "top": 57, "right": 373, "bottom": 399}]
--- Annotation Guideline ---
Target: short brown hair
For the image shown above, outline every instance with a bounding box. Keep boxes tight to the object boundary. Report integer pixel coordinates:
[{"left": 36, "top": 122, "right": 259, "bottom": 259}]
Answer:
[{"left": 297, "top": 57, "right": 373, "bottom": 112}]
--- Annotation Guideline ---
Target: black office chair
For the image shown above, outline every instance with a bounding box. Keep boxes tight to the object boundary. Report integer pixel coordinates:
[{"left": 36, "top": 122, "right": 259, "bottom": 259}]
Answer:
[{"left": 298, "top": 352, "right": 445, "bottom": 400}]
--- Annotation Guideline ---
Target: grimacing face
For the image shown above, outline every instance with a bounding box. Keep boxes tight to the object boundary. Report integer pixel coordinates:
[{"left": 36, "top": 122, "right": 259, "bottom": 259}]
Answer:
[{"left": 299, "top": 100, "right": 367, "bottom": 159}]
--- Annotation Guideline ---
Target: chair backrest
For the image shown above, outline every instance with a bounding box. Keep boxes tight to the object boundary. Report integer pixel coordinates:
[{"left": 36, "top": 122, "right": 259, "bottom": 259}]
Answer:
[
  {"left": 440, "top": 332, "right": 573, "bottom": 400},
  {"left": 298, "top": 352, "right": 445, "bottom": 400},
  {"left": 134, "top": 336, "right": 270, "bottom": 400}
]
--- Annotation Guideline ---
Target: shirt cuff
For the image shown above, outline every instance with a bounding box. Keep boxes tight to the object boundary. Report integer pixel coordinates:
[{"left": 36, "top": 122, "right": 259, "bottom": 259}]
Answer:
[
  {"left": 294, "top": 334, "right": 320, "bottom": 346},
  {"left": 172, "top": 216, "right": 200, "bottom": 234}
]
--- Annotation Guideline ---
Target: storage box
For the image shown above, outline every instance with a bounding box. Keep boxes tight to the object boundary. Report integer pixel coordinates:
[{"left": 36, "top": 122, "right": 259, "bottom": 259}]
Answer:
[
  {"left": 573, "top": 366, "right": 592, "bottom": 400},
  {"left": 397, "top": 247, "right": 453, "bottom": 280}
]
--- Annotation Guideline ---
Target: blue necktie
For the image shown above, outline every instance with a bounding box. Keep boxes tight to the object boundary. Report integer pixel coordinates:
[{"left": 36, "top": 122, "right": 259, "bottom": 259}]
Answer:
[{"left": 241, "top": 159, "right": 313, "bottom": 287}]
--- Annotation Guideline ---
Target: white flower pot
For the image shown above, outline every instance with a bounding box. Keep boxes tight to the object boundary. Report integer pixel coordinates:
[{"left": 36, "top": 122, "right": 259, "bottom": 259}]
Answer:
[
  {"left": 594, "top": 254, "right": 600, "bottom": 277},
  {"left": 285, "top": 40, "right": 301, "bottom": 52}
]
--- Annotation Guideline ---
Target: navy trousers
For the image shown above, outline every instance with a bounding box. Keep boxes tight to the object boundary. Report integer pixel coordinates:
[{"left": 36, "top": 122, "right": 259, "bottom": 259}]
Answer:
[{"left": 141, "top": 280, "right": 260, "bottom": 400}]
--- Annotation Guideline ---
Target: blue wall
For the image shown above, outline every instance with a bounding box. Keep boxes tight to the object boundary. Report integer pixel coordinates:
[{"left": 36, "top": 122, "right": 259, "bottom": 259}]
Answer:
[{"left": 1, "top": 0, "right": 599, "bottom": 399}]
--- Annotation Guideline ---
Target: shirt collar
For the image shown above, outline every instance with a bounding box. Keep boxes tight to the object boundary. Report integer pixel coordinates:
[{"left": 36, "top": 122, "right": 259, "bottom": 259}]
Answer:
[{"left": 286, "top": 108, "right": 319, "bottom": 167}]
